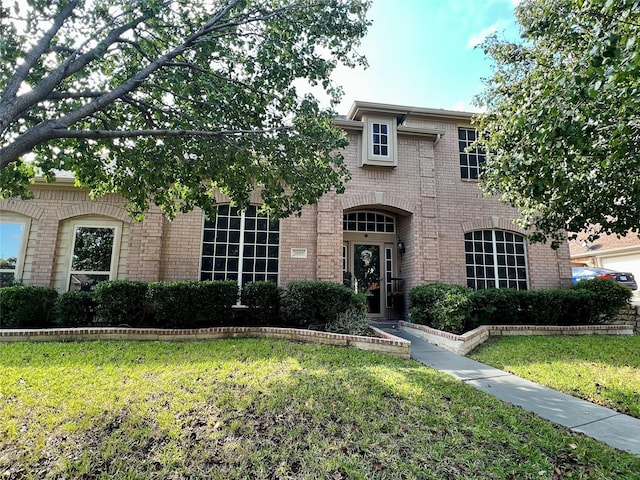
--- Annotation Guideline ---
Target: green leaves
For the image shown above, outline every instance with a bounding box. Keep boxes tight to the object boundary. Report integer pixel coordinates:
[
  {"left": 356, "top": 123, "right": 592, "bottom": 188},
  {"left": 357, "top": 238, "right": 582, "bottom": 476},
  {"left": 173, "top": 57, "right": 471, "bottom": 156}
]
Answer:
[
  {"left": 0, "top": 0, "right": 371, "bottom": 219},
  {"left": 474, "top": 0, "right": 640, "bottom": 247}
]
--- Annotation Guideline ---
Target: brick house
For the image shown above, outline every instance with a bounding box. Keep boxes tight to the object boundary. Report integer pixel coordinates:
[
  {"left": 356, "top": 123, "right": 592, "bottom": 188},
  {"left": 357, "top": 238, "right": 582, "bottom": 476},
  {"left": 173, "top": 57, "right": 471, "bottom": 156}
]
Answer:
[{"left": 0, "top": 101, "right": 572, "bottom": 318}]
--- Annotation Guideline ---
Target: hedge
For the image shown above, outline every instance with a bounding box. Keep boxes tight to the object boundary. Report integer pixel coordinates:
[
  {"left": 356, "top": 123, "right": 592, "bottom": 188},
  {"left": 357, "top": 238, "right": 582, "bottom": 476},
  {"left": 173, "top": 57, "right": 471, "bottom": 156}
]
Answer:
[
  {"left": 146, "top": 280, "right": 238, "bottom": 328},
  {"left": 409, "top": 279, "right": 632, "bottom": 334},
  {"left": 93, "top": 280, "right": 149, "bottom": 326},
  {"left": 55, "top": 291, "right": 97, "bottom": 327},
  {"left": 0, "top": 285, "right": 58, "bottom": 328},
  {"left": 242, "top": 281, "right": 281, "bottom": 326},
  {"left": 280, "top": 280, "right": 363, "bottom": 328},
  {"left": 408, "top": 283, "right": 475, "bottom": 334}
]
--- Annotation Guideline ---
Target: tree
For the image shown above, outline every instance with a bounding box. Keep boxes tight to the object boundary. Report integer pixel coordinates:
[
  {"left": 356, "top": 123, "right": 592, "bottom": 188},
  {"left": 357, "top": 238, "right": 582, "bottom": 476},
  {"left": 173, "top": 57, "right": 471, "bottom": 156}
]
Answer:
[
  {"left": 474, "top": 0, "right": 640, "bottom": 248},
  {"left": 0, "top": 0, "right": 370, "bottom": 219}
]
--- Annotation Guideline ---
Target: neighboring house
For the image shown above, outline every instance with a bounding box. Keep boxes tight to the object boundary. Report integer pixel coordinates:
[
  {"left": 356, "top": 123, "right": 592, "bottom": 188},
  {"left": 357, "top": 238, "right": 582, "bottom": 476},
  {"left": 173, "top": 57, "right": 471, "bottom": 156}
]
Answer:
[
  {"left": 0, "top": 101, "right": 572, "bottom": 318},
  {"left": 569, "top": 231, "right": 640, "bottom": 297}
]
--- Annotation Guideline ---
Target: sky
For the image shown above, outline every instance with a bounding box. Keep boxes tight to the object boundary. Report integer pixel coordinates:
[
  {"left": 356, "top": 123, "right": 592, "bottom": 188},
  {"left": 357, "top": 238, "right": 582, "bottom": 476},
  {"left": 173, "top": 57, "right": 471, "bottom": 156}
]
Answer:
[{"left": 329, "top": 0, "right": 523, "bottom": 114}]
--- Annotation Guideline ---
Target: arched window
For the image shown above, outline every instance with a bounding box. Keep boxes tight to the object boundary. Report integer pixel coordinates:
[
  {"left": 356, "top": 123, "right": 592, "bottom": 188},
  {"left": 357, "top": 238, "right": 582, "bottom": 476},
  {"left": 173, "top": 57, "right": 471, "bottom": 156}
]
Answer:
[
  {"left": 464, "top": 230, "right": 528, "bottom": 290},
  {"left": 200, "top": 205, "right": 280, "bottom": 286},
  {"left": 343, "top": 211, "right": 395, "bottom": 233}
]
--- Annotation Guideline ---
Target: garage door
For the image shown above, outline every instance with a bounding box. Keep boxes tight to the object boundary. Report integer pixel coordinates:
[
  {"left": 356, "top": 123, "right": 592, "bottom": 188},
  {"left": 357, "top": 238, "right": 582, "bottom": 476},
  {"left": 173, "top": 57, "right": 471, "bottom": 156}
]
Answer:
[{"left": 601, "top": 253, "right": 640, "bottom": 286}]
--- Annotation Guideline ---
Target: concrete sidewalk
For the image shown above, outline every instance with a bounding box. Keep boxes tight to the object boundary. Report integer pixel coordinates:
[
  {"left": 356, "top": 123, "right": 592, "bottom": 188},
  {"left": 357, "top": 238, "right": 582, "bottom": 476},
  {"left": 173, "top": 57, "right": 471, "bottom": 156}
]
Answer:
[{"left": 391, "top": 328, "right": 640, "bottom": 455}]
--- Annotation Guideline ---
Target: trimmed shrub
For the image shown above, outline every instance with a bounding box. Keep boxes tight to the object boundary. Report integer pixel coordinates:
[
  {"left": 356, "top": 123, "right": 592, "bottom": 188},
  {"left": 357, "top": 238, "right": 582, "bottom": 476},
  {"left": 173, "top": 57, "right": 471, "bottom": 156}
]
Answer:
[
  {"left": 55, "top": 291, "right": 97, "bottom": 327},
  {"left": 520, "top": 289, "right": 591, "bottom": 325},
  {"left": 147, "top": 280, "right": 237, "bottom": 328},
  {"left": 570, "top": 278, "right": 632, "bottom": 321},
  {"left": 408, "top": 283, "right": 474, "bottom": 334},
  {"left": 242, "top": 281, "right": 281, "bottom": 326},
  {"left": 0, "top": 285, "right": 58, "bottom": 328},
  {"left": 94, "top": 280, "right": 148, "bottom": 326},
  {"left": 470, "top": 288, "right": 524, "bottom": 325},
  {"left": 280, "top": 280, "right": 362, "bottom": 328}
]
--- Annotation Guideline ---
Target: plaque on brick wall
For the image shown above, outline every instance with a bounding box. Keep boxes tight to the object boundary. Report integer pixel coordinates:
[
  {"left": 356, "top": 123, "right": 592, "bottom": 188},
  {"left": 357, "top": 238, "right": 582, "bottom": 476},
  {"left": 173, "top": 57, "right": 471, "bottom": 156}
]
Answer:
[{"left": 290, "top": 248, "right": 308, "bottom": 259}]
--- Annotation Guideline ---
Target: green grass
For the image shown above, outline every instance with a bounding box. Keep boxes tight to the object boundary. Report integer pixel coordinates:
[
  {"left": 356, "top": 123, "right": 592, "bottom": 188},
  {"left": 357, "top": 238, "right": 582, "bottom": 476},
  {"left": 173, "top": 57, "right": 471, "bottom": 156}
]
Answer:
[
  {"left": 1, "top": 339, "right": 639, "bottom": 479},
  {"left": 469, "top": 335, "right": 640, "bottom": 419}
]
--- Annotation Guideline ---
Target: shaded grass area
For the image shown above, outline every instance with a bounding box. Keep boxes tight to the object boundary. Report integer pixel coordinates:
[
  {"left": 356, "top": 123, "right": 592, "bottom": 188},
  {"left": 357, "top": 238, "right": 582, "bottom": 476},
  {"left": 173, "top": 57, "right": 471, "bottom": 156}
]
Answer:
[
  {"left": 1, "top": 339, "right": 638, "bottom": 479},
  {"left": 469, "top": 335, "right": 640, "bottom": 419}
]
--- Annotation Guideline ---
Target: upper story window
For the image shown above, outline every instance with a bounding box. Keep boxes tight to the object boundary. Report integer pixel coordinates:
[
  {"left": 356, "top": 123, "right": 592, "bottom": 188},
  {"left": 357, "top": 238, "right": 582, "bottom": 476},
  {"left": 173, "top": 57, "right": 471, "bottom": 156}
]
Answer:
[
  {"left": 69, "top": 224, "right": 119, "bottom": 291},
  {"left": 201, "top": 205, "right": 280, "bottom": 287},
  {"left": 0, "top": 216, "right": 28, "bottom": 286},
  {"left": 464, "top": 230, "right": 528, "bottom": 290},
  {"left": 459, "top": 128, "right": 486, "bottom": 180},
  {"left": 371, "top": 122, "right": 389, "bottom": 157},
  {"left": 361, "top": 116, "right": 397, "bottom": 167}
]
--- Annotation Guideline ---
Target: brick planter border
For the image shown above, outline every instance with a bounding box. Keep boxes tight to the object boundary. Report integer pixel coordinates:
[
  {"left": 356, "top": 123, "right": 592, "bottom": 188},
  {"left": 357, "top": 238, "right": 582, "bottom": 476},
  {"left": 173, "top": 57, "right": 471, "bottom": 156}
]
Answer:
[
  {"left": 399, "top": 322, "right": 634, "bottom": 356},
  {"left": 0, "top": 325, "right": 411, "bottom": 359}
]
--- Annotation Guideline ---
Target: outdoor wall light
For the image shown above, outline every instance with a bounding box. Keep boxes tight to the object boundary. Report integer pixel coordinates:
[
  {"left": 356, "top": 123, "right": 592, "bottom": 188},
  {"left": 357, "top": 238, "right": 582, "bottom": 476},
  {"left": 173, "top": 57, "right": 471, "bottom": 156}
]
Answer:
[{"left": 397, "top": 239, "right": 406, "bottom": 255}]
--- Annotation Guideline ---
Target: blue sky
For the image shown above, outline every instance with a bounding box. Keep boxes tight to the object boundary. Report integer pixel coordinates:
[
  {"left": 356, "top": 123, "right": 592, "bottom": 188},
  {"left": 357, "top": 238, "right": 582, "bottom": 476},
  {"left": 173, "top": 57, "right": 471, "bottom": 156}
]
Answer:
[{"left": 330, "top": 0, "right": 522, "bottom": 114}]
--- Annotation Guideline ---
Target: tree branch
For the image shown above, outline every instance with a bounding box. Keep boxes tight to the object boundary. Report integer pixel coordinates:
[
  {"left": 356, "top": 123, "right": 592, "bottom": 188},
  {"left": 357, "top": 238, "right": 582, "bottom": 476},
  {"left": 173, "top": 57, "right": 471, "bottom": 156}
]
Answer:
[
  {"left": 50, "top": 126, "right": 293, "bottom": 139},
  {"left": 46, "top": 91, "right": 107, "bottom": 100},
  {"left": 0, "top": 0, "right": 78, "bottom": 131}
]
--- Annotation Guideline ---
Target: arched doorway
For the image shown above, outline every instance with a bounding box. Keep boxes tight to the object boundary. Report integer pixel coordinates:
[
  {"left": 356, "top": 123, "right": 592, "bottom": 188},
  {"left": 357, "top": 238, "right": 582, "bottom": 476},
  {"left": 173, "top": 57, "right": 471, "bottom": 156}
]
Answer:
[{"left": 342, "top": 211, "right": 399, "bottom": 317}]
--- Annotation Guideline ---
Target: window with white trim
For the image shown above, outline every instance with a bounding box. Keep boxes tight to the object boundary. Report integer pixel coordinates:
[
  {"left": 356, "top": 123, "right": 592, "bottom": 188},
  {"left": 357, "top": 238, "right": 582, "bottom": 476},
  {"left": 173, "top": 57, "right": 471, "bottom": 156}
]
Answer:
[
  {"left": 0, "top": 217, "right": 28, "bottom": 286},
  {"left": 464, "top": 230, "right": 528, "bottom": 290},
  {"left": 69, "top": 225, "right": 119, "bottom": 291},
  {"left": 200, "top": 205, "right": 280, "bottom": 287},
  {"left": 459, "top": 128, "right": 486, "bottom": 180},
  {"left": 361, "top": 116, "right": 397, "bottom": 167}
]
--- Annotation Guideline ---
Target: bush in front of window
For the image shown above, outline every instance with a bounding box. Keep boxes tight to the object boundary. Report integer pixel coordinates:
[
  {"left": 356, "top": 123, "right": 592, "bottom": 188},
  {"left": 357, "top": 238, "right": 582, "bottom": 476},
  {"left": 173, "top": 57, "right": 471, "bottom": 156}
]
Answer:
[
  {"left": 147, "top": 280, "right": 238, "bottom": 328},
  {"left": 94, "top": 280, "right": 149, "bottom": 326},
  {"left": 570, "top": 278, "right": 632, "bottom": 321},
  {"left": 54, "top": 291, "right": 97, "bottom": 327},
  {"left": 280, "top": 281, "right": 363, "bottom": 328},
  {"left": 0, "top": 285, "right": 58, "bottom": 328},
  {"left": 241, "top": 281, "right": 282, "bottom": 326},
  {"left": 408, "top": 283, "right": 475, "bottom": 334}
]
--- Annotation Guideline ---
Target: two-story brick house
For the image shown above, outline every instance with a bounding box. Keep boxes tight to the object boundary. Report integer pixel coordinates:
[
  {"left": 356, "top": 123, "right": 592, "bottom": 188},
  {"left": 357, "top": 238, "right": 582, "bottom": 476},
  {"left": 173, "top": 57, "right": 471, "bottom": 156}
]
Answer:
[{"left": 0, "top": 101, "right": 572, "bottom": 318}]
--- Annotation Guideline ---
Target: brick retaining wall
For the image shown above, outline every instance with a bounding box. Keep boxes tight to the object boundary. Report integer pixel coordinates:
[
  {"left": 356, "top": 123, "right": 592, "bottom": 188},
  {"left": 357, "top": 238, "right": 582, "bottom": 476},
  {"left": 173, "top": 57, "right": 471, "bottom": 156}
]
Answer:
[
  {"left": 0, "top": 326, "right": 411, "bottom": 360},
  {"left": 399, "top": 322, "right": 634, "bottom": 356}
]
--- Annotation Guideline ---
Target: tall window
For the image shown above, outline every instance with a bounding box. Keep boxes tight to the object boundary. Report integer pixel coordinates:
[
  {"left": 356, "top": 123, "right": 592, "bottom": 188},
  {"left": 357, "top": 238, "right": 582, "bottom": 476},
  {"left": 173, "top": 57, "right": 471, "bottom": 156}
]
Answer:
[
  {"left": 465, "top": 230, "right": 528, "bottom": 290},
  {"left": 0, "top": 220, "right": 26, "bottom": 285},
  {"left": 201, "top": 205, "right": 280, "bottom": 286},
  {"left": 371, "top": 122, "right": 389, "bottom": 157},
  {"left": 458, "top": 128, "right": 486, "bottom": 180},
  {"left": 69, "top": 226, "right": 116, "bottom": 290}
]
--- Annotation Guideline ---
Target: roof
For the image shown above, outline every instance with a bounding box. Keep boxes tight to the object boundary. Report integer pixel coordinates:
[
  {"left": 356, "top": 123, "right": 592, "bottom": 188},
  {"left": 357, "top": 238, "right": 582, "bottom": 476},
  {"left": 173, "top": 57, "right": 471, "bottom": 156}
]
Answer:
[
  {"left": 345, "top": 100, "right": 475, "bottom": 122},
  {"left": 569, "top": 230, "right": 640, "bottom": 258}
]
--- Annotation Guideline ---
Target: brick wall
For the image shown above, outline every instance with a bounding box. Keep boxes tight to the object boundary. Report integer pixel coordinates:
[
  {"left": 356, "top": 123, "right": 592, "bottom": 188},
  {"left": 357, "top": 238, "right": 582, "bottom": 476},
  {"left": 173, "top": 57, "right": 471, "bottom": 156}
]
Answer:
[{"left": 1, "top": 105, "right": 571, "bottom": 296}]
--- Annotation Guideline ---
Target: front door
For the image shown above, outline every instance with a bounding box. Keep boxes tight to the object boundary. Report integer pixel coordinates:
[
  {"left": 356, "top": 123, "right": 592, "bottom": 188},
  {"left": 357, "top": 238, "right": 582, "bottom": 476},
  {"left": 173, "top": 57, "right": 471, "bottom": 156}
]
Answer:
[{"left": 353, "top": 244, "right": 382, "bottom": 314}]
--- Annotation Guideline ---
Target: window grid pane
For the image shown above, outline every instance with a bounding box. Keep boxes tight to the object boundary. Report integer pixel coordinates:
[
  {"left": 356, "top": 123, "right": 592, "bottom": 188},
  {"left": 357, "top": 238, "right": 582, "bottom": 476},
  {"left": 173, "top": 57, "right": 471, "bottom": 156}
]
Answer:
[
  {"left": 458, "top": 128, "right": 486, "bottom": 180},
  {"left": 372, "top": 122, "right": 390, "bottom": 157},
  {"left": 385, "top": 247, "right": 393, "bottom": 308},
  {"left": 464, "top": 230, "right": 528, "bottom": 290},
  {"left": 343, "top": 211, "right": 395, "bottom": 233},
  {"left": 201, "top": 206, "right": 280, "bottom": 285}
]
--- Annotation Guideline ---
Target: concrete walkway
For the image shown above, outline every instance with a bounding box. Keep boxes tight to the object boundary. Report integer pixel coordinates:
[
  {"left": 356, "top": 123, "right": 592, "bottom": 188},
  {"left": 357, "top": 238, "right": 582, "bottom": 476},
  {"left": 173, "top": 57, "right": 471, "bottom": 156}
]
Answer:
[{"left": 391, "top": 328, "right": 640, "bottom": 455}]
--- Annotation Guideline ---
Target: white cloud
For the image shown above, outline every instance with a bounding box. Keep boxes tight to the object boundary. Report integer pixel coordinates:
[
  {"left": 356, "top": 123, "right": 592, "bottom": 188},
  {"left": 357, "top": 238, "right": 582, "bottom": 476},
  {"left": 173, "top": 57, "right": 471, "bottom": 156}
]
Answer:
[{"left": 466, "top": 19, "right": 511, "bottom": 49}]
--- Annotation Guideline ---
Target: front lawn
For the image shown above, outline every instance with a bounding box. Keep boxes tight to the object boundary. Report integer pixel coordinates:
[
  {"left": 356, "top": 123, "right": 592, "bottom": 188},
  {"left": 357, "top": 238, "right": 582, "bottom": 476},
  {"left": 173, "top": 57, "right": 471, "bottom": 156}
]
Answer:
[
  {"left": 469, "top": 335, "right": 640, "bottom": 419},
  {"left": 1, "top": 339, "right": 639, "bottom": 479}
]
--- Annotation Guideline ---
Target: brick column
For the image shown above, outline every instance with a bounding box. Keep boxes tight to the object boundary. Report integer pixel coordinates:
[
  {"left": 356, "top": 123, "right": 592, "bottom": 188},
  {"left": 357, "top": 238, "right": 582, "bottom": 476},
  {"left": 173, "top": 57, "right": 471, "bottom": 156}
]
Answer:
[
  {"left": 316, "top": 192, "right": 342, "bottom": 282},
  {"left": 126, "top": 209, "right": 164, "bottom": 281},
  {"left": 29, "top": 212, "right": 59, "bottom": 287}
]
